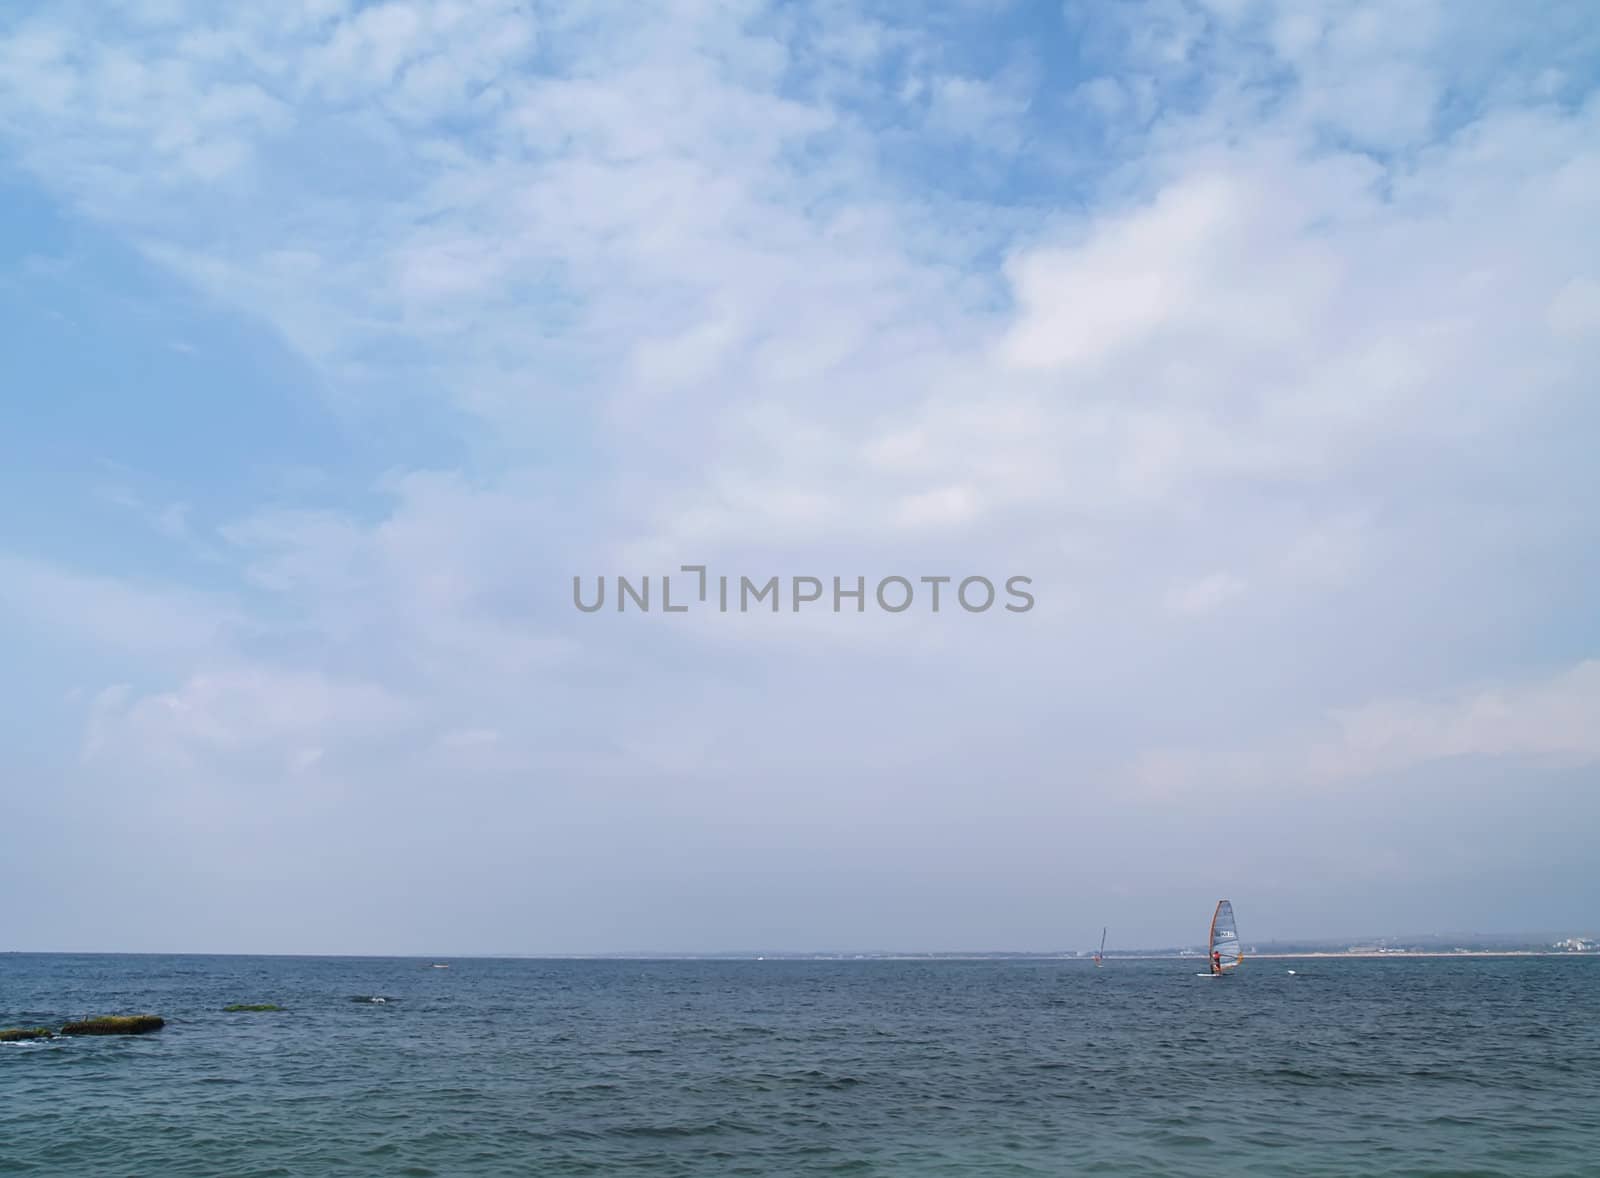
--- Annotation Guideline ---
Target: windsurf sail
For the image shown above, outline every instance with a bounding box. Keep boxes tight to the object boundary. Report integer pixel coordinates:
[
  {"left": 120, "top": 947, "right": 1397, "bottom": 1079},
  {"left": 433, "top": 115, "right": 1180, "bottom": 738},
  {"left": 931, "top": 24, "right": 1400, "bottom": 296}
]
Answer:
[
  {"left": 1093, "top": 927, "right": 1107, "bottom": 966},
  {"left": 1208, "top": 900, "right": 1242, "bottom": 973}
]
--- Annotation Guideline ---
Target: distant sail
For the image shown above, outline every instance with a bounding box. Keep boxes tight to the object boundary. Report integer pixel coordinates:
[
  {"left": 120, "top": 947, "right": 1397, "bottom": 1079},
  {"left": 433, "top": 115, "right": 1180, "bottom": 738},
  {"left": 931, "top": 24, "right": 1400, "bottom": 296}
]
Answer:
[
  {"left": 1094, "top": 926, "right": 1106, "bottom": 966},
  {"left": 1209, "top": 900, "right": 1242, "bottom": 972}
]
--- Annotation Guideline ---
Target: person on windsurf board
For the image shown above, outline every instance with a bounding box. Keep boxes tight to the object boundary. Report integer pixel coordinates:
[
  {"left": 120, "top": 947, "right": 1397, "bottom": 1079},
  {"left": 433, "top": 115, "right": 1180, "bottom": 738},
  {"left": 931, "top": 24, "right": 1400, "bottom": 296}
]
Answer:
[{"left": 1204, "top": 900, "right": 1241, "bottom": 976}]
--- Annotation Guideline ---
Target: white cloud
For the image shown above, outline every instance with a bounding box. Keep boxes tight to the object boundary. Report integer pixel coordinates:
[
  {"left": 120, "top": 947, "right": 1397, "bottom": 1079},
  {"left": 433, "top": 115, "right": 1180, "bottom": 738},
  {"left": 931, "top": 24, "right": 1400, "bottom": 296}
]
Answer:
[
  {"left": 1547, "top": 276, "right": 1600, "bottom": 338},
  {"left": 1133, "top": 660, "right": 1600, "bottom": 795},
  {"left": 1164, "top": 571, "right": 1245, "bottom": 616},
  {"left": 923, "top": 71, "right": 1032, "bottom": 151},
  {"left": 0, "top": 554, "right": 242, "bottom": 657},
  {"left": 1, "top": 2, "right": 1591, "bottom": 629},
  {"left": 83, "top": 665, "right": 415, "bottom": 778}
]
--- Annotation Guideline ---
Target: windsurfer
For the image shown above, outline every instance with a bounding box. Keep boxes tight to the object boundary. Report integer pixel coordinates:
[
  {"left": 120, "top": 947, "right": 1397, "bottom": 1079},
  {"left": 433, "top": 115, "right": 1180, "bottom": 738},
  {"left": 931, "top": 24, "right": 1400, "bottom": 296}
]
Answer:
[{"left": 1210, "top": 950, "right": 1222, "bottom": 975}]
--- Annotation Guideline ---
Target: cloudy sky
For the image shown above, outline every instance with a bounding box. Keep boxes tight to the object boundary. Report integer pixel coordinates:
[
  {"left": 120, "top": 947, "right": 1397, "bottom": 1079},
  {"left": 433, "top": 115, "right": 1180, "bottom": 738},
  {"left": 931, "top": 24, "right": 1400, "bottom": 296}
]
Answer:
[{"left": 2, "top": 0, "right": 1597, "bottom": 954}]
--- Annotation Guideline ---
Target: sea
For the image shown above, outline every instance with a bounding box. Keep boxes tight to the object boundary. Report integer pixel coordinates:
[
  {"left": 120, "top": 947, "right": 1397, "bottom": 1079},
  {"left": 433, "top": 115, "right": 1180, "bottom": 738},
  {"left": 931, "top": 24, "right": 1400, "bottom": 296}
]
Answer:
[{"left": 2, "top": 954, "right": 1597, "bottom": 1176}]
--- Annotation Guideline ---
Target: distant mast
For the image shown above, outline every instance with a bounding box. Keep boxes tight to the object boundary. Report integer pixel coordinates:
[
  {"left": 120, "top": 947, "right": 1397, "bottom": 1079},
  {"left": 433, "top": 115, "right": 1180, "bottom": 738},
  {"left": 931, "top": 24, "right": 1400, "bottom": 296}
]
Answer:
[
  {"left": 1093, "top": 926, "right": 1107, "bottom": 967},
  {"left": 1209, "top": 900, "right": 1242, "bottom": 974}
]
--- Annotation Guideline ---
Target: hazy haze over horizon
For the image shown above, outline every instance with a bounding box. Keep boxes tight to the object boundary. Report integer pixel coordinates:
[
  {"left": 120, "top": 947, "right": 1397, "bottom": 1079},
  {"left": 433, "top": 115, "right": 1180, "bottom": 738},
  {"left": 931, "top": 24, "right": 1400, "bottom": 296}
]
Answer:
[{"left": 2, "top": 0, "right": 1598, "bottom": 956}]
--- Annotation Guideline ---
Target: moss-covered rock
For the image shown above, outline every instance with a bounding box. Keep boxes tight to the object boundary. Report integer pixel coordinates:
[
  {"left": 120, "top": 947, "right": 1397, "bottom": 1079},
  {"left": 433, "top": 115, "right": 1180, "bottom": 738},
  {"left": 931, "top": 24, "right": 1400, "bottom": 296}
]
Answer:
[
  {"left": 59, "top": 1015, "right": 165, "bottom": 1036},
  {"left": 0, "top": 1027, "right": 55, "bottom": 1042},
  {"left": 223, "top": 1003, "right": 282, "bottom": 1012}
]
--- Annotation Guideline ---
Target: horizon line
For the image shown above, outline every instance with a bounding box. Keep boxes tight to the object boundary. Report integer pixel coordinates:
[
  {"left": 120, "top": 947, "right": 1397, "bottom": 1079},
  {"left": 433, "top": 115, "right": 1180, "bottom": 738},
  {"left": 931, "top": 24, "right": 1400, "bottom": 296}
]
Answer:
[{"left": 5, "top": 934, "right": 1595, "bottom": 961}]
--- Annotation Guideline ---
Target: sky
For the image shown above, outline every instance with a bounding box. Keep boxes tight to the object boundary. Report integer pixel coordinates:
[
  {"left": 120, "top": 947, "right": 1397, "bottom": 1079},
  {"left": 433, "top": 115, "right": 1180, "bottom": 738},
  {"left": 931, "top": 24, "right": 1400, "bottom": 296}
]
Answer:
[{"left": 1, "top": 0, "right": 1598, "bottom": 955}]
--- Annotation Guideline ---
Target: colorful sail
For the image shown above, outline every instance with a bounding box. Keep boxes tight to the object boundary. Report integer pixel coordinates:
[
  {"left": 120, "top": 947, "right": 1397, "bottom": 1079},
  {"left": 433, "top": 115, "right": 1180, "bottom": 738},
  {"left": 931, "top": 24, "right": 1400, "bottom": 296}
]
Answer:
[{"left": 1209, "top": 900, "right": 1241, "bottom": 972}]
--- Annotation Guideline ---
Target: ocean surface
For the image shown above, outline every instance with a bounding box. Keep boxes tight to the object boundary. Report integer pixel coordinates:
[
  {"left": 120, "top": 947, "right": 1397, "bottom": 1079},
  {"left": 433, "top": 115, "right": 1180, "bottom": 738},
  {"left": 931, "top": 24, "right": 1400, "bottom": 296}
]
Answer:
[{"left": 2, "top": 954, "right": 1597, "bottom": 1176}]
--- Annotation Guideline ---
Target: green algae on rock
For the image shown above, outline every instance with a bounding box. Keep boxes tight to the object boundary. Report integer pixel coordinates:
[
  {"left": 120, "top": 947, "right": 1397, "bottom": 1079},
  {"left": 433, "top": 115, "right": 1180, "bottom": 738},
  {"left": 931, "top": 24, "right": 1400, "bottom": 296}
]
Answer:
[
  {"left": 223, "top": 1004, "right": 282, "bottom": 1012},
  {"left": 59, "top": 1015, "right": 165, "bottom": 1036},
  {"left": 0, "top": 1027, "right": 55, "bottom": 1041}
]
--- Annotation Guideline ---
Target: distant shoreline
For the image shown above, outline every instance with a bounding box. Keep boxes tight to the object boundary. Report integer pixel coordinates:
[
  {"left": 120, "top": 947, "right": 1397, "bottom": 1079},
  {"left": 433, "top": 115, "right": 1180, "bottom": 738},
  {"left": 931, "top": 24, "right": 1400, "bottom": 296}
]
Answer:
[
  {"left": 1046, "top": 951, "right": 1594, "bottom": 961},
  {"left": 1244, "top": 950, "right": 1576, "bottom": 959},
  {"left": 3, "top": 949, "right": 1595, "bottom": 961}
]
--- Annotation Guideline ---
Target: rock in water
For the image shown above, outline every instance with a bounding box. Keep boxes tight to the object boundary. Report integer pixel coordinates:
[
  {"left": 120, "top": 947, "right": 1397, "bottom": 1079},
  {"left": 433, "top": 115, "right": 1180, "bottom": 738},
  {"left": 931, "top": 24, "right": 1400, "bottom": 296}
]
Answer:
[
  {"left": 0, "top": 1027, "right": 55, "bottom": 1042},
  {"left": 60, "top": 1015, "right": 165, "bottom": 1036}
]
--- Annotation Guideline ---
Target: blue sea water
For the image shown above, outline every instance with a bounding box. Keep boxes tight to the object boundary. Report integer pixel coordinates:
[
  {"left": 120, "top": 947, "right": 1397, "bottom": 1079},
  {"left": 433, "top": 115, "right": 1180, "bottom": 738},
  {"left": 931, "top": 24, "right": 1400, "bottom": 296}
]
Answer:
[{"left": 2, "top": 954, "right": 1598, "bottom": 1176}]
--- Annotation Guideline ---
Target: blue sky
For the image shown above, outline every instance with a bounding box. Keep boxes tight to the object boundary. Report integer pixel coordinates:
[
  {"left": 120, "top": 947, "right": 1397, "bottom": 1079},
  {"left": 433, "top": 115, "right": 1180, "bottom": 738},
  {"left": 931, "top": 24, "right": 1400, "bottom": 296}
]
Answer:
[{"left": 2, "top": 0, "right": 1598, "bottom": 954}]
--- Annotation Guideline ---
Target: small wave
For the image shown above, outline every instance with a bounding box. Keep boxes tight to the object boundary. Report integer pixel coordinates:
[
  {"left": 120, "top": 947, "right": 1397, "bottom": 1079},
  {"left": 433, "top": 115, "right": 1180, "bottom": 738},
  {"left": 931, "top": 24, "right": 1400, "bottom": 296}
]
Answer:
[
  {"left": 1152, "top": 1132, "right": 1215, "bottom": 1148},
  {"left": 616, "top": 1121, "right": 733, "bottom": 1140},
  {"left": 756, "top": 1068, "right": 866, "bottom": 1090}
]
